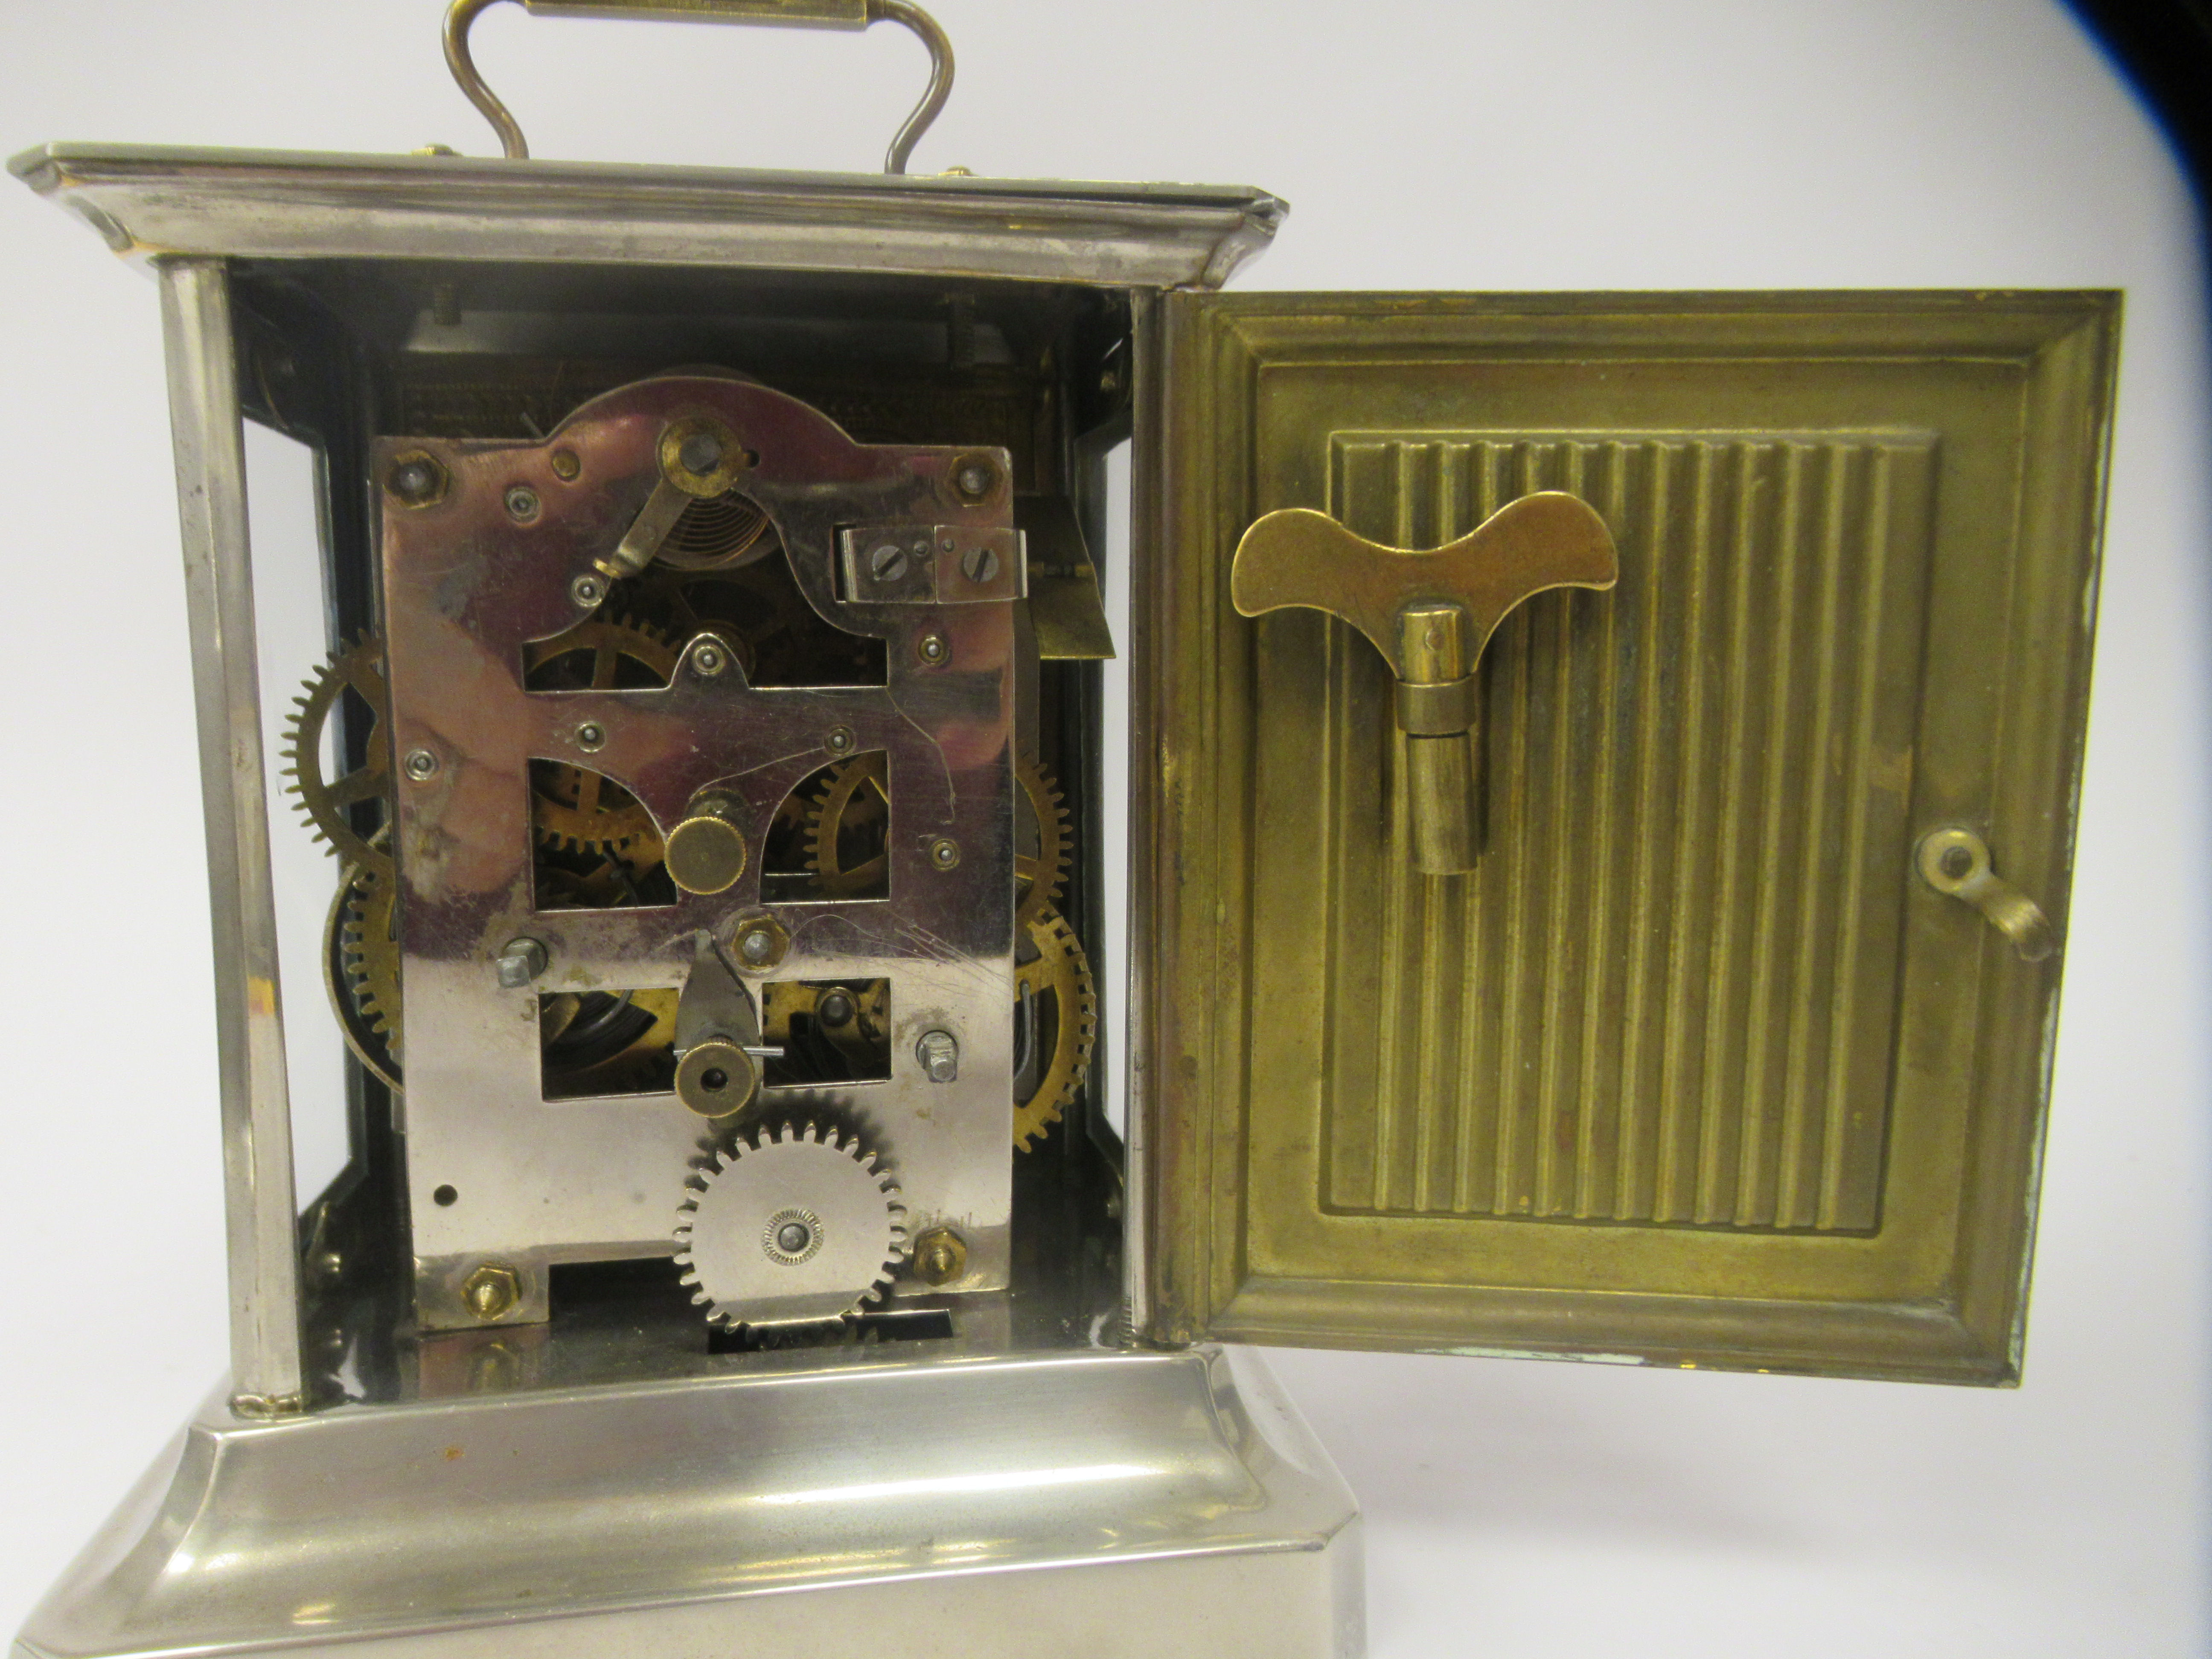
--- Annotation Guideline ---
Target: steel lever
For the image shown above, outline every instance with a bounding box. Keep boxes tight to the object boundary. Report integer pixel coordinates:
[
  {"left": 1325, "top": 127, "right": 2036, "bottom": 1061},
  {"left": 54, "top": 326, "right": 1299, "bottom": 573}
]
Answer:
[{"left": 1230, "top": 492, "right": 1619, "bottom": 875}]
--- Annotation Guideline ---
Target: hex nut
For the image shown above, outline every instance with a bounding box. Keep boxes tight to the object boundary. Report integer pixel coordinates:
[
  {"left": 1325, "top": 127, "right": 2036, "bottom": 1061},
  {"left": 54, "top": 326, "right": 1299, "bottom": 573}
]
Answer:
[
  {"left": 495, "top": 937, "right": 548, "bottom": 989},
  {"left": 461, "top": 1262, "right": 522, "bottom": 1321},
  {"left": 917, "top": 1028, "right": 960, "bottom": 1083},
  {"left": 912, "top": 1227, "right": 967, "bottom": 1286},
  {"left": 729, "top": 914, "right": 791, "bottom": 971}
]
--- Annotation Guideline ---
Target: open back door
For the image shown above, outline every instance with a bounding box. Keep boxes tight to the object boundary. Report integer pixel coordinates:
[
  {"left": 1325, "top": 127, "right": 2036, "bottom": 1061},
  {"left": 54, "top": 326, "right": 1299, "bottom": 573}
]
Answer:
[{"left": 1132, "top": 291, "right": 2116, "bottom": 1382}]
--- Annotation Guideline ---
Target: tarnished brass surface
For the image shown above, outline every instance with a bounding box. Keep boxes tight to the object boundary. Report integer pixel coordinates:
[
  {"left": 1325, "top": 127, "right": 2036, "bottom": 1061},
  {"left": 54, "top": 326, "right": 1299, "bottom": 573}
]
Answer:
[
  {"left": 1231, "top": 495, "right": 1618, "bottom": 678},
  {"left": 1137, "top": 290, "right": 2118, "bottom": 1382},
  {"left": 1231, "top": 495, "right": 1618, "bottom": 872}
]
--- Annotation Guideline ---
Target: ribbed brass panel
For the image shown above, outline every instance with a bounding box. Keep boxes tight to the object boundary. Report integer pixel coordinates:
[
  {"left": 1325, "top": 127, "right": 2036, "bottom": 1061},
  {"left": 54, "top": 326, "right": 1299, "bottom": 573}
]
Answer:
[{"left": 1315, "top": 433, "right": 1936, "bottom": 1233}]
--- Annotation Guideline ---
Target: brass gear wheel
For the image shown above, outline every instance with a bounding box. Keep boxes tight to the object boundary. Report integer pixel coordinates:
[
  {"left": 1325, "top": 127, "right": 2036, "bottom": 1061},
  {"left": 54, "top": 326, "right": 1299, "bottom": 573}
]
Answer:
[
  {"left": 1012, "top": 756, "right": 1071, "bottom": 930},
  {"left": 803, "top": 751, "right": 889, "bottom": 896},
  {"left": 524, "top": 616, "right": 677, "bottom": 853},
  {"left": 284, "top": 636, "right": 393, "bottom": 883},
  {"left": 324, "top": 834, "right": 401, "bottom": 1090},
  {"left": 1013, "top": 902, "right": 1096, "bottom": 1153},
  {"left": 803, "top": 753, "right": 1069, "bottom": 922}
]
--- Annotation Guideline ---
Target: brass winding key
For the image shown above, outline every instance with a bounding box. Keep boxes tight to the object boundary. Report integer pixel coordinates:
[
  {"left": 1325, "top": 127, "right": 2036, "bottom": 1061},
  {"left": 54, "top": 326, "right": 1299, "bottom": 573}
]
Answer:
[{"left": 1231, "top": 492, "right": 1620, "bottom": 874}]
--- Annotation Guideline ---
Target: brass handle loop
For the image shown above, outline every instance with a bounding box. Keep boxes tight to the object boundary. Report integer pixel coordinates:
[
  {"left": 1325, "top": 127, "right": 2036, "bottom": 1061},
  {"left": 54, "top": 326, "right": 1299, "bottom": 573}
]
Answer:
[{"left": 443, "top": 0, "right": 955, "bottom": 173}]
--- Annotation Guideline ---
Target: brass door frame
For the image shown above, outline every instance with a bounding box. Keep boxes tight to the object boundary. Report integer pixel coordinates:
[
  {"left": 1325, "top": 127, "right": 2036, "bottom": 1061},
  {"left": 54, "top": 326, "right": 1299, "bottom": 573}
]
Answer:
[{"left": 1130, "top": 289, "right": 2117, "bottom": 1382}]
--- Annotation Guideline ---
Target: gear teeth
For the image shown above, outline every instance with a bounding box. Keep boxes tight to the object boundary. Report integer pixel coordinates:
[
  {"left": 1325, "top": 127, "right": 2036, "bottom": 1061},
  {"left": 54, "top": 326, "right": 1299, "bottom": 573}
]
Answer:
[{"left": 672, "top": 1119, "right": 905, "bottom": 1337}]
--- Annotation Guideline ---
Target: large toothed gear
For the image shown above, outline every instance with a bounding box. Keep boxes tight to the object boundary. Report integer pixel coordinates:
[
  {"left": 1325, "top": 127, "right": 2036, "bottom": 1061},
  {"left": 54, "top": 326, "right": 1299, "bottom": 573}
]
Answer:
[
  {"left": 524, "top": 616, "right": 679, "bottom": 853},
  {"left": 1013, "top": 902, "right": 1097, "bottom": 1153},
  {"left": 284, "top": 636, "right": 394, "bottom": 882},
  {"left": 324, "top": 843, "right": 401, "bottom": 1091},
  {"left": 804, "top": 751, "right": 1069, "bottom": 920},
  {"left": 675, "top": 1124, "right": 906, "bottom": 1331}
]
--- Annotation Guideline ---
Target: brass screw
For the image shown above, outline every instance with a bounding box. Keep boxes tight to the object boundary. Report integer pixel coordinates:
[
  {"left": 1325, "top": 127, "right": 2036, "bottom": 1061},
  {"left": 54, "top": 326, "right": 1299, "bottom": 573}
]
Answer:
[
  {"left": 928, "top": 836, "right": 960, "bottom": 871},
  {"left": 570, "top": 573, "right": 605, "bottom": 609},
  {"left": 961, "top": 544, "right": 999, "bottom": 584},
  {"left": 550, "top": 448, "right": 580, "bottom": 481},
  {"left": 917, "top": 632, "right": 949, "bottom": 667},
  {"left": 461, "top": 1262, "right": 522, "bottom": 1321},
  {"left": 870, "top": 543, "right": 909, "bottom": 583},
  {"left": 504, "top": 484, "right": 541, "bottom": 521},
  {"left": 403, "top": 747, "right": 439, "bottom": 781},
  {"left": 912, "top": 1227, "right": 967, "bottom": 1285}
]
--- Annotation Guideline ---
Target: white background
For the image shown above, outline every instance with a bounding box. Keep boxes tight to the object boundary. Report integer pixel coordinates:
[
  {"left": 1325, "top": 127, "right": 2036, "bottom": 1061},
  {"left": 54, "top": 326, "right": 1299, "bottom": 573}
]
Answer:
[{"left": 0, "top": 2, "right": 2205, "bottom": 1655}]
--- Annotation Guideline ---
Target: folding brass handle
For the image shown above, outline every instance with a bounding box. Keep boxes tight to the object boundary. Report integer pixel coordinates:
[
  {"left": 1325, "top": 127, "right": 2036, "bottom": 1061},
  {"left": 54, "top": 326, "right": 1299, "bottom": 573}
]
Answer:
[
  {"left": 444, "top": 0, "right": 953, "bottom": 170},
  {"left": 1916, "top": 827, "right": 2056, "bottom": 961},
  {"left": 1231, "top": 493, "right": 1619, "bottom": 874}
]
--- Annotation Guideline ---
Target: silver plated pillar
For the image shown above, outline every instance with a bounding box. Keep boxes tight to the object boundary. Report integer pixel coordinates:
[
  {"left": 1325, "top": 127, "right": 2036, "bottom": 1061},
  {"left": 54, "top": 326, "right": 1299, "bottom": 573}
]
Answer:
[{"left": 157, "top": 256, "right": 303, "bottom": 1415}]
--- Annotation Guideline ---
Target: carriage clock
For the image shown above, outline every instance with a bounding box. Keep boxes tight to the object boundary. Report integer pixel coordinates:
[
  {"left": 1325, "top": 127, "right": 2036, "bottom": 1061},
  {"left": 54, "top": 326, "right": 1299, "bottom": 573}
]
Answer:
[{"left": 7, "top": 3, "right": 2117, "bottom": 1656}]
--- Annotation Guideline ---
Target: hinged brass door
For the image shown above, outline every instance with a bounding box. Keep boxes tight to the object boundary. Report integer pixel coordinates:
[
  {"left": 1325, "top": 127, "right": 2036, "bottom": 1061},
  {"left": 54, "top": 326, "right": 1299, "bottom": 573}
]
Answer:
[{"left": 1132, "top": 290, "right": 2116, "bottom": 1384}]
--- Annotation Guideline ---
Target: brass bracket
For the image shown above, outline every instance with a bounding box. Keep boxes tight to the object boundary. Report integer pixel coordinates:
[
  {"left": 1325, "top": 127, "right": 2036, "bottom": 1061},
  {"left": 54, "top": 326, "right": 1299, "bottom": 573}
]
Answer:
[
  {"left": 1915, "top": 827, "right": 2056, "bottom": 961},
  {"left": 1230, "top": 492, "right": 1620, "bottom": 874}
]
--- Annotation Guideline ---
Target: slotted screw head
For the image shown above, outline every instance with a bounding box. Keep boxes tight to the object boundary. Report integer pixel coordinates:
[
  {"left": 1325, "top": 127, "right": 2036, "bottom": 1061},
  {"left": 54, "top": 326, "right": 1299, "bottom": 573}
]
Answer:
[
  {"left": 870, "top": 543, "right": 909, "bottom": 582},
  {"left": 961, "top": 544, "right": 1000, "bottom": 584}
]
